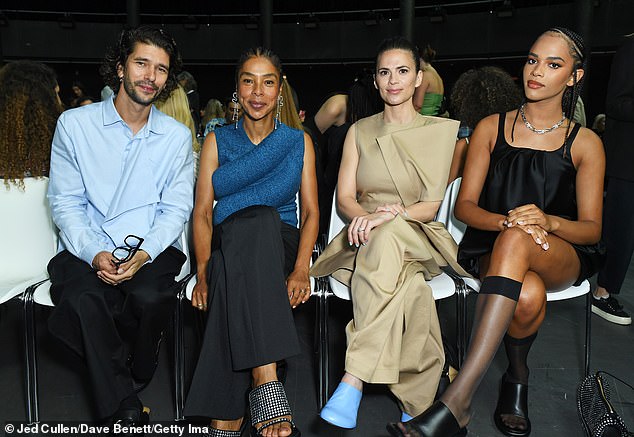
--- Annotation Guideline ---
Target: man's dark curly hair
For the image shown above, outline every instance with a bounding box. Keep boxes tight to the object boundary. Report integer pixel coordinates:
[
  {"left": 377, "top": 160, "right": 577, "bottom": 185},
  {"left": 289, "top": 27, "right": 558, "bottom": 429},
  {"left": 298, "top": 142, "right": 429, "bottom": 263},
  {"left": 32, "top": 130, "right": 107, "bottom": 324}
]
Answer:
[
  {"left": 99, "top": 25, "right": 182, "bottom": 103},
  {"left": 449, "top": 66, "right": 523, "bottom": 130},
  {"left": 0, "top": 60, "right": 63, "bottom": 189}
]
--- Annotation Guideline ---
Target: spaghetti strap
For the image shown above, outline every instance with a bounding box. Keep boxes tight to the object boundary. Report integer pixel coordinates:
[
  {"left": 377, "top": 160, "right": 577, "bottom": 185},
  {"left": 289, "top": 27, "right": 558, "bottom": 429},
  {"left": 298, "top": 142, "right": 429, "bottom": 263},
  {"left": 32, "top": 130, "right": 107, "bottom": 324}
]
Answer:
[
  {"left": 566, "top": 123, "right": 582, "bottom": 144},
  {"left": 496, "top": 112, "right": 507, "bottom": 145}
]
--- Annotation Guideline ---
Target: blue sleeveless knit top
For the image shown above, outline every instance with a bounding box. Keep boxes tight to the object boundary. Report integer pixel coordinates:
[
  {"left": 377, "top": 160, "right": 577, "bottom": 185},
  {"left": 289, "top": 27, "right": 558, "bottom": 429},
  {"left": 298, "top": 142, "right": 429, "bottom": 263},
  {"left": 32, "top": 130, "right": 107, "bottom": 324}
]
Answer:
[{"left": 212, "top": 119, "right": 304, "bottom": 226}]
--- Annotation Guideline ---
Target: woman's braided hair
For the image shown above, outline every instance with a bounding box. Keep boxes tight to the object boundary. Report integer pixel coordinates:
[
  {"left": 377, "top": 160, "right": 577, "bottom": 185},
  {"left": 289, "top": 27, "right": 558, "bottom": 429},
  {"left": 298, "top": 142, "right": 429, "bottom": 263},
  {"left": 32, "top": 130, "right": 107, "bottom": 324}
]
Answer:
[{"left": 546, "top": 27, "right": 587, "bottom": 155}]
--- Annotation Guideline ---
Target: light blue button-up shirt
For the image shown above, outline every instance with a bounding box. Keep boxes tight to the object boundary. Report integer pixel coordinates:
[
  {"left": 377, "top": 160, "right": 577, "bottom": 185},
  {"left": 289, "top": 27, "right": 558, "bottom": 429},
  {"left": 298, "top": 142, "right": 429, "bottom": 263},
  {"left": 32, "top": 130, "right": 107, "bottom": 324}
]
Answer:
[{"left": 47, "top": 97, "right": 194, "bottom": 266}]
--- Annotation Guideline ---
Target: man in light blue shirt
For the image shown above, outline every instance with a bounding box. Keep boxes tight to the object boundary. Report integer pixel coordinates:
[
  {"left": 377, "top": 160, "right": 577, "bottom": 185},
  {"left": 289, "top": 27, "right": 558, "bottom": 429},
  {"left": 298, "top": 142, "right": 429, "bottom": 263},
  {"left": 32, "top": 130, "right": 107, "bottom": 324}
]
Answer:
[{"left": 46, "top": 26, "right": 193, "bottom": 426}]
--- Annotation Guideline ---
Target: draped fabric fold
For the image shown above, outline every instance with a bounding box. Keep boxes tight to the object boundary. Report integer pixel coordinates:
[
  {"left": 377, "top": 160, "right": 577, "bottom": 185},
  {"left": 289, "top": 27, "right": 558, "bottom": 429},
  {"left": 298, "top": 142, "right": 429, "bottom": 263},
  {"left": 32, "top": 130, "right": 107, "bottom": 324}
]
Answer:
[{"left": 310, "top": 113, "right": 467, "bottom": 415}]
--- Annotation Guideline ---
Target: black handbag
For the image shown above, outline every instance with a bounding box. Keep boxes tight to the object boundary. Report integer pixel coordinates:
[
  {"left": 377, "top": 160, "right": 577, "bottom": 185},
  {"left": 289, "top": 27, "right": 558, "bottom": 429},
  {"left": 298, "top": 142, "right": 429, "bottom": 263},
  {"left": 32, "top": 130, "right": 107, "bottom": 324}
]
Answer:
[{"left": 577, "top": 371, "right": 632, "bottom": 437}]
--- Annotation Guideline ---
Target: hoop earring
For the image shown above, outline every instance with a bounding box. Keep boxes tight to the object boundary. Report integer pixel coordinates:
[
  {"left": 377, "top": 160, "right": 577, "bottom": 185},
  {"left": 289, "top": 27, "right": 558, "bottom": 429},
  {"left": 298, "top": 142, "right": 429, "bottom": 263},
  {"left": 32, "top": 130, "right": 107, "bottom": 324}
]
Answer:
[
  {"left": 232, "top": 91, "right": 239, "bottom": 129},
  {"left": 274, "top": 94, "right": 284, "bottom": 130}
]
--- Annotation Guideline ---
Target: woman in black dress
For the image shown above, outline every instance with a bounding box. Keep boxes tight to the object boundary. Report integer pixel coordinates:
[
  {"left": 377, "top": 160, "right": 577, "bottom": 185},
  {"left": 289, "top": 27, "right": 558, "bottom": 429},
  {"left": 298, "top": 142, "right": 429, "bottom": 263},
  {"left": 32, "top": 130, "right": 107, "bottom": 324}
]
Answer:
[{"left": 388, "top": 27, "right": 604, "bottom": 437}]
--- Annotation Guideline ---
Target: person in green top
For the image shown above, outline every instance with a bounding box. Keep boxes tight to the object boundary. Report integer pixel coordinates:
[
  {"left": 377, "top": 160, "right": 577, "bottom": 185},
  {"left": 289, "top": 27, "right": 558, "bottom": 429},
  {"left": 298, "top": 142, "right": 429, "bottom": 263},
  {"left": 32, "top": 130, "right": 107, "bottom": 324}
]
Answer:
[{"left": 413, "top": 45, "right": 445, "bottom": 115}]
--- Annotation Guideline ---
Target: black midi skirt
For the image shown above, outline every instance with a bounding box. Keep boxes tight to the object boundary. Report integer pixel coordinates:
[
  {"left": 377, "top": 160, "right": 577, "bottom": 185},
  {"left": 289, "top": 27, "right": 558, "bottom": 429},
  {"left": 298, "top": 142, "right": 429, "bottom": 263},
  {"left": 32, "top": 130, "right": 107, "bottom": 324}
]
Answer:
[{"left": 184, "top": 205, "right": 300, "bottom": 419}]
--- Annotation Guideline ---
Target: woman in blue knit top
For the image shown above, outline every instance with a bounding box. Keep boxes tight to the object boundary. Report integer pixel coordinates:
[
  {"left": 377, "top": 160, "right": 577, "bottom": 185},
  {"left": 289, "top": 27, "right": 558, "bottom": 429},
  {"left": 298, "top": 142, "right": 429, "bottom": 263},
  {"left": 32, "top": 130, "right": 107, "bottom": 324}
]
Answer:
[{"left": 184, "top": 48, "right": 319, "bottom": 437}]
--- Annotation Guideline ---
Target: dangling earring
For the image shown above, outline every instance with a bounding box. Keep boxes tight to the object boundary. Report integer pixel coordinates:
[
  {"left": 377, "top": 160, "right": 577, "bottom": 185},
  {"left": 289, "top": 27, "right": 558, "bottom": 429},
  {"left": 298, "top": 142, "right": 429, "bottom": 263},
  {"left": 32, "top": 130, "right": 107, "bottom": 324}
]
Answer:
[
  {"left": 274, "top": 94, "right": 284, "bottom": 130},
  {"left": 232, "top": 91, "right": 239, "bottom": 129}
]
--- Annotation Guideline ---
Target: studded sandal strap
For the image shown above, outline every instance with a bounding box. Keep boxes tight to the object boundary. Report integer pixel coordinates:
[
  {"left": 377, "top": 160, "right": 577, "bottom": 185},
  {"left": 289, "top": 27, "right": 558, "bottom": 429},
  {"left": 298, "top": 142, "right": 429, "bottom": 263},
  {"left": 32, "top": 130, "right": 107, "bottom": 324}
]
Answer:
[
  {"left": 249, "top": 381, "right": 294, "bottom": 428},
  {"left": 207, "top": 428, "right": 241, "bottom": 437}
]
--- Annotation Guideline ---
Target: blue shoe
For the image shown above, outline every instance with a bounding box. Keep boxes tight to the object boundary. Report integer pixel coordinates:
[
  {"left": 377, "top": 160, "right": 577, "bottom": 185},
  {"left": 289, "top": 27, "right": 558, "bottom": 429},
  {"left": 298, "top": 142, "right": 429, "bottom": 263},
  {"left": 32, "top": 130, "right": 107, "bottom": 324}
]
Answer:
[
  {"left": 401, "top": 412, "right": 413, "bottom": 422},
  {"left": 319, "top": 382, "right": 362, "bottom": 429}
]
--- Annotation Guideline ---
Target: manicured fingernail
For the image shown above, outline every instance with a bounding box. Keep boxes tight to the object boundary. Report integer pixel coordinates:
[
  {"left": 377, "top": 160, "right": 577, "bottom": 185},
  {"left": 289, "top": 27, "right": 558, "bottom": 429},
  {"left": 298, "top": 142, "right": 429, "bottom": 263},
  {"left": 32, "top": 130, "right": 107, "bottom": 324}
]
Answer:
[
  {"left": 542, "top": 243, "right": 549, "bottom": 250},
  {"left": 507, "top": 222, "right": 513, "bottom": 227},
  {"left": 536, "top": 238, "right": 542, "bottom": 244},
  {"left": 362, "top": 242, "right": 366, "bottom": 246},
  {"left": 526, "top": 228, "right": 533, "bottom": 234},
  {"left": 517, "top": 220, "right": 524, "bottom": 225},
  {"left": 348, "top": 241, "right": 352, "bottom": 246},
  {"left": 355, "top": 243, "right": 359, "bottom": 247}
]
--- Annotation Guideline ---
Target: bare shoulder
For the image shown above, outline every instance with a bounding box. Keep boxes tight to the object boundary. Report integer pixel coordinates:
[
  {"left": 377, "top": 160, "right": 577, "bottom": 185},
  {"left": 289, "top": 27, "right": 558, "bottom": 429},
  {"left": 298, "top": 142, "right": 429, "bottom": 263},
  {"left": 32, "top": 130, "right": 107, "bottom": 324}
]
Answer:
[
  {"left": 571, "top": 126, "right": 604, "bottom": 166},
  {"left": 572, "top": 126, "right": 603, "bottom": 155},
  {"left": 472, "top": 113, "right": 500, "bottom": 138},
  {"left": 322, "top": 94, "right": 347, "bottom": 113}
]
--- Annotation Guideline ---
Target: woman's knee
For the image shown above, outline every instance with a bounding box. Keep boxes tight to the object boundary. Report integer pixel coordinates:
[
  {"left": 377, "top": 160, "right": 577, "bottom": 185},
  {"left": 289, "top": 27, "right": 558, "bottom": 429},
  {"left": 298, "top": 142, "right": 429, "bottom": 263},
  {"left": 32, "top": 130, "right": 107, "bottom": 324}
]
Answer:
[
  {"left": 513, "top": 273, "right": 546, "bottom": 327},
  {"left": 493, "top": 227, "right": 536, "bottom": 258}
]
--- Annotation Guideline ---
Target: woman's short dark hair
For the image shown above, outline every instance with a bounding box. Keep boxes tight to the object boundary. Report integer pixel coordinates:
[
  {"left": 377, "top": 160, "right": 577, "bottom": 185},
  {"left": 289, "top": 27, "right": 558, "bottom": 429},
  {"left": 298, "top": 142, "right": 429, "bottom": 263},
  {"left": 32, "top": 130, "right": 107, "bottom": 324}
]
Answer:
[
  {"left": 375, "top": 36, "right": 421, "bottom": 73},
  {"left": 235, "top": 47, "right": 283, "bottom": 86},
  {"left": 99, "top": 25, "right": 183, "bottom": 102}
]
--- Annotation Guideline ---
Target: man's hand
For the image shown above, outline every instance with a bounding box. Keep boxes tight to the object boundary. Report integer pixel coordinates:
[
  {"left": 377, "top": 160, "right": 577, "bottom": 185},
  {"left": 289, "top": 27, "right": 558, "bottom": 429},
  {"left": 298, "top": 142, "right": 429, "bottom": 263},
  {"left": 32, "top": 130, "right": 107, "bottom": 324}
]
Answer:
[
  {"left": 92, "top": 251, "right": 118, "bottom": 274},
  {"left": 97, "top": 250, "right": 150, "bottom": 285}
]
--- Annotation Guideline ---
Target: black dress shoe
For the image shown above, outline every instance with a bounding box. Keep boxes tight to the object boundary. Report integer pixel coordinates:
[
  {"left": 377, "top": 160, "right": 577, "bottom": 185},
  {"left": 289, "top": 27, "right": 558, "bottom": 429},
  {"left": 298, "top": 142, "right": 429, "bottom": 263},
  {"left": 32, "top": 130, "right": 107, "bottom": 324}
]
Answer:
[
  {"left": 494, "top": 373, "right": 531, "bottom": 436},
  {"left": 111, "top": 398, "right": 150, "bottom": 437},
  {"left": 386, "top": 401, "right": 467, "bottom": 437}
]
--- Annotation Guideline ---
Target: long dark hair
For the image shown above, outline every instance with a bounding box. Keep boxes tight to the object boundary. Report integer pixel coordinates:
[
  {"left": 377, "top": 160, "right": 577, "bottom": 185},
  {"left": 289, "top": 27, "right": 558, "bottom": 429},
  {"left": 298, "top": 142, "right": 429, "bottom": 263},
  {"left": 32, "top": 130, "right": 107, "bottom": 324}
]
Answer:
[
  {"left": 346, "top": 69, "right": 383, "bottom": 124},
  {"left": 0, "top": 61, "right": 62, "bottom": 188}
]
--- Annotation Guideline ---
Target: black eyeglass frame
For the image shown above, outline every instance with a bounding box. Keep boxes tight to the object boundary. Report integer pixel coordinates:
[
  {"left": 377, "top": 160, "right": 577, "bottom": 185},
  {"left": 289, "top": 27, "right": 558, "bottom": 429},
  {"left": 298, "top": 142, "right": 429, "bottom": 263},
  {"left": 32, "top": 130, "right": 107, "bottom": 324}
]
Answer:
[{"left": 111, "top": 234, "right": 145, "bottom": 267}]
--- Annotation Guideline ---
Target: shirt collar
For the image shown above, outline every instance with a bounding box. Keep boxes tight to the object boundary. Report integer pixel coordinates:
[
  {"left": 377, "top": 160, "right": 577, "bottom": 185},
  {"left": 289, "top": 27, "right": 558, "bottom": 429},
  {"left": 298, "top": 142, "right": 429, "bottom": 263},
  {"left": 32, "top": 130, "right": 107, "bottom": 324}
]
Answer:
[{"left": 101, "top": 94, "right": 165, "bottom": 136}]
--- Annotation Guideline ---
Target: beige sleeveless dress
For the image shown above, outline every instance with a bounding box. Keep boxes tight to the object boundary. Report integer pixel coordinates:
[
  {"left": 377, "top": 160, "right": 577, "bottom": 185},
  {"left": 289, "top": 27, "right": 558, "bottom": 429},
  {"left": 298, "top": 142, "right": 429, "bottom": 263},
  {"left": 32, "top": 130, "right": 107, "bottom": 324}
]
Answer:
[{"left": 310, "top": 112, "right": 468, "bottom": 415}]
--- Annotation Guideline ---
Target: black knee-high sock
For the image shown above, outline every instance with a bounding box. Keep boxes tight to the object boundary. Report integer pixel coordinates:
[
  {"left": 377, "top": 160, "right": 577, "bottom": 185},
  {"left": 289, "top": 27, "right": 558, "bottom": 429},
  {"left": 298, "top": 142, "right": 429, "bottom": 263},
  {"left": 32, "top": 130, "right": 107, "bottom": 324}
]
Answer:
[
  {"left": 504, "top": 332, "right": 537, "bottom": 386},
  {"left": 438, "top": 276, "right": 522, "bottom": 416}
]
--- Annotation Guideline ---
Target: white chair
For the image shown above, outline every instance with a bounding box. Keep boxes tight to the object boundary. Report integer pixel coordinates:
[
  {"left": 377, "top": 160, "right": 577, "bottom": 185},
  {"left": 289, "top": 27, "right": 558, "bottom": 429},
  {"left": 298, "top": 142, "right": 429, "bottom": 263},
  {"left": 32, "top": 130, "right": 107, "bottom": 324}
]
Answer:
[
  {"left": 0, "top": 177, "right": 58, "bottom": 424},
  {"left": 437, "top": 177, "right": 592, "bottom": 375},
  {"left": 24, "top": 214, "right": 191, "bottom": 423},
  {"left": 314, "top": 190, "right": 457, "bottom": 409}
]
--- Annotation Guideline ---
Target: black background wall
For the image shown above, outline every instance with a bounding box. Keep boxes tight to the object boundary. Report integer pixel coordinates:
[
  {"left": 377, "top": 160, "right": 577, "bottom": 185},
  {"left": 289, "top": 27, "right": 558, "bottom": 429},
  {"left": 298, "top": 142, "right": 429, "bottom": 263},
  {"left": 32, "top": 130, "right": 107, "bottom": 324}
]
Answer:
[{"left": 1, "top": 0, "right": 631, "bottom": 122}]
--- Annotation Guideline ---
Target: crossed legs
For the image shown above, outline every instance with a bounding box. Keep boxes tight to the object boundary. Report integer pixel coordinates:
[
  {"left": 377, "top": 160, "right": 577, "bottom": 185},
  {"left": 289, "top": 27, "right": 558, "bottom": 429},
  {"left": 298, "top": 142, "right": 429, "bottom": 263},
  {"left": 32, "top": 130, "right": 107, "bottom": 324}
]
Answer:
[{"left": 394, "top": 226, "right": 580, "bottom": 436}]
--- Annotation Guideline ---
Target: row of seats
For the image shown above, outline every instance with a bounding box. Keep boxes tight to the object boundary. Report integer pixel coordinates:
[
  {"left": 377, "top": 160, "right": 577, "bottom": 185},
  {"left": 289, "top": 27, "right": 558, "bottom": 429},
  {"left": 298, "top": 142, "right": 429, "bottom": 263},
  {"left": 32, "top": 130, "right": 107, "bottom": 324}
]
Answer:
[{"left": 0, "top": 177, "right": 592, "bottom": 424}]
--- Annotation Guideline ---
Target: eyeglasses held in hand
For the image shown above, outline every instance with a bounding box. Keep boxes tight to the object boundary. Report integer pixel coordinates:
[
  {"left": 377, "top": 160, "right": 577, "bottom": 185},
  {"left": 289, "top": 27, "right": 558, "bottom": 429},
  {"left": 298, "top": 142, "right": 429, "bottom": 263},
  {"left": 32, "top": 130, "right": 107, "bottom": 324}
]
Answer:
[{"left": 111, "top": 234, "right": 144, "bottom": 266}]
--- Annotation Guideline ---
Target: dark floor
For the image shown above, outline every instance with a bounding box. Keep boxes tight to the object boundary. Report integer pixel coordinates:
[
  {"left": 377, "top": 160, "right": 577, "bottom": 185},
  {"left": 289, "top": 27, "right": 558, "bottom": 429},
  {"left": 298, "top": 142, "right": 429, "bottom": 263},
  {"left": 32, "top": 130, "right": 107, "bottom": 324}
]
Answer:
[{"left": 2, "top": 259, "right": 633, "bottom": 436}]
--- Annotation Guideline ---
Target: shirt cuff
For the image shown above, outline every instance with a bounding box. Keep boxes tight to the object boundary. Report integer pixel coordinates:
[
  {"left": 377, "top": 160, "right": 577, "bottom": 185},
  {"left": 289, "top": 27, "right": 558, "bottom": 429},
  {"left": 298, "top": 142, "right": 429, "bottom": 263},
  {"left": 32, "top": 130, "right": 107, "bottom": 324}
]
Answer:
[{"left": 79, "top": 243, "right": 107, "bottom": 268}]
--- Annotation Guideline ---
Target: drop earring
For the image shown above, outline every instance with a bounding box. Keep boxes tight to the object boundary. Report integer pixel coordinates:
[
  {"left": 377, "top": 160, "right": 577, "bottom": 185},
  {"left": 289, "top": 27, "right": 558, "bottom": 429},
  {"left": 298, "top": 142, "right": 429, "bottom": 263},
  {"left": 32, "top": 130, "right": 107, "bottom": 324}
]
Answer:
[
  {"left": 274, "top": 94, "right": 284, "bottom": 130},
  {"left": 232, "top": 91, "right": 239, "bottom": 129}
]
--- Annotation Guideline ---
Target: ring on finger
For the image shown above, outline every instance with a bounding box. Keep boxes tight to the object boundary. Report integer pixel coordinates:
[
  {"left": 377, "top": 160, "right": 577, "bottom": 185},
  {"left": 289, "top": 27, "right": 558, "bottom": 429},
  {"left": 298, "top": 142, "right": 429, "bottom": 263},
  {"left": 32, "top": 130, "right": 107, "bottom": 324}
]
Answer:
[{"left": 357, "top": 228, "right": 365, "bottom": 232}]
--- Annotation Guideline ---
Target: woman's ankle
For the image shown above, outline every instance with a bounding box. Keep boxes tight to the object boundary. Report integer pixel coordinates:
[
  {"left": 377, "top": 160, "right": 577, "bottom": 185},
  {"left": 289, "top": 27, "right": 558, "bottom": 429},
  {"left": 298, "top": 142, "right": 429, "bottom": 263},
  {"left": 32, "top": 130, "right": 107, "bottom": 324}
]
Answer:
[
  {"left": 252, "top": 363, "right": 278, "bottom": 387},
  {"left": 341, "top": 372, "right": 363, "bottom": 391},
  {"left": 210, "top": 418, "right": 243, "bottom": 431},
  {"left": 439, "top": 391, "right": 471, "bottom": 429}
]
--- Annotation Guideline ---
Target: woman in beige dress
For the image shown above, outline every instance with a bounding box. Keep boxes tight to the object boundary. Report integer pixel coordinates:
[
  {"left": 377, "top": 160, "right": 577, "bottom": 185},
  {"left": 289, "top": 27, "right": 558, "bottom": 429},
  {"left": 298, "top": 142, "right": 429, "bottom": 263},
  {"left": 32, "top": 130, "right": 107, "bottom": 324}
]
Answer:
[{"left": 310, "top": 36, "right": 466, "bottom": 429}]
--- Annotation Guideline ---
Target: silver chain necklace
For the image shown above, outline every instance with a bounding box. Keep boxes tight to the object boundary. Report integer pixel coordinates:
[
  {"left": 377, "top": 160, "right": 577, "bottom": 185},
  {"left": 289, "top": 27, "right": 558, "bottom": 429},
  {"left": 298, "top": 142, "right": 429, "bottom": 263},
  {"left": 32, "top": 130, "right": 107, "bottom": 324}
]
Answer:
[{"left": 519, "top": 104, "right": 565, "bottom": 134}]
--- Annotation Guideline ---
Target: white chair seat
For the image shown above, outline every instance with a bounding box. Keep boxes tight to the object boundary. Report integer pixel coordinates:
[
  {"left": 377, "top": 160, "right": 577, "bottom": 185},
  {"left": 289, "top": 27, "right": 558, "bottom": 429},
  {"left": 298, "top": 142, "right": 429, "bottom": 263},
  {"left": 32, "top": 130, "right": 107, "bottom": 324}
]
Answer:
[
  {"left": 0, "top": 278, "right": 48, "bottom": 305},
  {"left": 458, "top": 276, "right": 590, "bottom": 302},
  {"left": 32, "top": 281, "right": 54, "bottom": 307}
]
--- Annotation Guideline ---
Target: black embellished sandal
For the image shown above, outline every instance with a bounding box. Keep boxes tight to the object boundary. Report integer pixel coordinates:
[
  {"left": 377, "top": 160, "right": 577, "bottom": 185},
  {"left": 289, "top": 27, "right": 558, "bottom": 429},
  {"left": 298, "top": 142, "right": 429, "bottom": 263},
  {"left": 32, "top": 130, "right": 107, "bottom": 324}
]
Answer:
[
  {"left": 249, "top": 381, "right": 300, "bottom": 437},
  {"left": 494, "top": 373, "right": 531, "bottom": 436},
  {"left": 206, "top": 429, "right": 241, "bottom": 437},
  {"left": 386, "top": 401, "right": 467, "bottom": 437}
]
